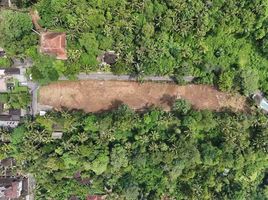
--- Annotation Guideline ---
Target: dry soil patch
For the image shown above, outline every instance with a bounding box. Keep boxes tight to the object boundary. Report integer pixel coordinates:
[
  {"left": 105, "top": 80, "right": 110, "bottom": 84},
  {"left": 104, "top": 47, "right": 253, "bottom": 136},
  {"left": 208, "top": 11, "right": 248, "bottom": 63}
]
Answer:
[{"left": 39, "top": 80, "right": 247, "bottom": 113}]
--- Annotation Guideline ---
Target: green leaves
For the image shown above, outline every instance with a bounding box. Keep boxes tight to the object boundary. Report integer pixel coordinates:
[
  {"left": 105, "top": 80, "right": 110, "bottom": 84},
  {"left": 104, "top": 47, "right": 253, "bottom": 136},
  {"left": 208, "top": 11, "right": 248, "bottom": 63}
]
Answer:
[
  {"left": 0, "top": 10, "right": 32, "bottom": 41},
  {"left": 218, "top": 70, "right": 235, "bottom": 92},
  {"left": 6, "top": 106, "right": 268, "bottom": 199},
  {"left": 240, "top": 68, "right": 259, "bottom": 95},
  {"left": 0, "top": 10, "right": 33, "bottom": 54},
  {"left": 90, "top": 153, "right": 109, "bottom": 175},
  {"left": 110, "top": 145, "right": 128, "bottom": 172}
]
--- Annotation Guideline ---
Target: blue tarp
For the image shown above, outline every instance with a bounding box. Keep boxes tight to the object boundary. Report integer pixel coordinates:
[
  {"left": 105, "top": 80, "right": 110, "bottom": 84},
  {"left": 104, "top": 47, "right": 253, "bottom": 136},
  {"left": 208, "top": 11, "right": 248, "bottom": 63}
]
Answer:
[{"left": 260, "top": 99, "right": 268, "bottom": 112}]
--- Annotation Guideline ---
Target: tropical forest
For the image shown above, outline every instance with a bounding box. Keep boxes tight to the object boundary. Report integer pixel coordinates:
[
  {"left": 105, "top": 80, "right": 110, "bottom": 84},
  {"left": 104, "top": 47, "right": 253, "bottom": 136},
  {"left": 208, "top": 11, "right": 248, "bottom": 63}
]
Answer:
[{"left": 0, "top": 0, "right": 268, "bottom": 200}]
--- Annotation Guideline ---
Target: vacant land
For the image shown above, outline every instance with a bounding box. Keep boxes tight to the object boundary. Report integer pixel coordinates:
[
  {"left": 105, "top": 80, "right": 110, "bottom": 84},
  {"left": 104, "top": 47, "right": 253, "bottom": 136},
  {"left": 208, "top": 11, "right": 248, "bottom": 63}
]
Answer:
[{"left": 39, "top": 80, "right": 247, "bottom": 113}]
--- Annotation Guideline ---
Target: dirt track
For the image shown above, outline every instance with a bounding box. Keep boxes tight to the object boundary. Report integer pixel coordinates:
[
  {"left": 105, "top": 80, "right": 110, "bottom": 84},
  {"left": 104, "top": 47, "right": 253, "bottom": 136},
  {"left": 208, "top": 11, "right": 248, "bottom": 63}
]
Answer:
[{"left": 39, "top": 80, "right": 247, "bottom": 113}]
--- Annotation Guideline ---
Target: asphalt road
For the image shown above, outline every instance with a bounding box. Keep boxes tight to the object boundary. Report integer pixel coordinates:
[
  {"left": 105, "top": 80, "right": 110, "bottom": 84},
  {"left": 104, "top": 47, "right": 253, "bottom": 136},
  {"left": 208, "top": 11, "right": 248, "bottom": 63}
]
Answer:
[
  {"left": 60, "top": 72, "right": 195, "bottom": 82},
  {"left": 27, "top": 81, "right": 39, "bottom": 116}
]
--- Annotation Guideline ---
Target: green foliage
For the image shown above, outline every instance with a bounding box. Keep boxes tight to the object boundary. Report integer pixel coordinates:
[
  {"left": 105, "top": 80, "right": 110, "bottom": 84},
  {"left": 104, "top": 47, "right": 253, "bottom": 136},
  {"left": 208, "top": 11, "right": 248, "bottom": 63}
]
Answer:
[
  {"left": 8, "top": 92, "right": 31, "bottom": 109},
  {"left": 5, "top": 104, "right": 268, "bottom": 199},
  {"left": 218, "top": 70, "right": 235, "bottom": 92},
  {"left": 90, "top": 153, "right": 109, "bottom": 175},
  {"left": 11, "top": 126, "right": 26, "bottom": 145},
  {"left": 3, "top": 1, "right": 268, "bottom": 91},
  {"left": 172, "top": 99, "right": 192, "bottom": 115},
  {"left": 26, "top": 47, "right": 63, "bottom": 84},
  {"left": 240, "top": 68, "right": 259, "bottom": 95},
  {"left": 0, "top": 10, "right": 35, "bottom": 54},
  {"left": 0, "top": 92, "right": 30, "bottom": 109},
  {"left": 0, "top": 57, "right": 12, "bottom": 68}
]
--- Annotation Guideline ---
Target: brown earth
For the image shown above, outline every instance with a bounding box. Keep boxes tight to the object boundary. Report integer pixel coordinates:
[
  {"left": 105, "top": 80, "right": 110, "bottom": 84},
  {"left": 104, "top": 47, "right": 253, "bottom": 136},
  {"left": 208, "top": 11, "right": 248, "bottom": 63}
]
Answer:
[
  {"left": 30, "top": 10, "right": 42, "bottom": 31},
  {"left": 39, "top": 80, "right": 248, "bottom": 113}
]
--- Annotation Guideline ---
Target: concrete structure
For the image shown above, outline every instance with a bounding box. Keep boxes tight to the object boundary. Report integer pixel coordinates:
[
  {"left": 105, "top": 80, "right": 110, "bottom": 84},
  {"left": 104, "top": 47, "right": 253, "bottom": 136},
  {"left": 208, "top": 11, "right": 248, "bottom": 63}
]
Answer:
[
  {"left": 0, "top": 159, "right": 34, "bottom": 200},
  {"left": 51, "top": 131, "right": 63, "bottom": 139},
  {"left": 0, "top": 115, "right": 20, "bottom": 128},
  {"left": 40, "top": 32, "right": 67, "bottom": 60},
  {"left": 39, "top": 110, "right": 46, "bottom": 116},
  {"left": 0, "top": 102, "right": 25, "bottom": 128},
  {"left": 51, "top": 123, "right": 64, "bottom": 139},
  {"left": 260, "top": 99, "right": 268, "bottom": 112},
  {"left": 0, "top": 0, "right": 13, "bottom": 7},
  {"left": 253, "top": 91, "right": 268, "bottom": 113}
]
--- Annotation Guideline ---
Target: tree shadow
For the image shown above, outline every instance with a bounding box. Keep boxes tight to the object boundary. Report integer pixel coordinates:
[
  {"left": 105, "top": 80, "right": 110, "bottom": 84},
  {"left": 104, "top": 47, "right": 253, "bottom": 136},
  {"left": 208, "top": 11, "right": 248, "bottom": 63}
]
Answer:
[
  {"left": 109, "top": 99, "right": 124, "bottom": 110},
  {"left": 160, "top": 94, "right": 177, "bottom": 107}
]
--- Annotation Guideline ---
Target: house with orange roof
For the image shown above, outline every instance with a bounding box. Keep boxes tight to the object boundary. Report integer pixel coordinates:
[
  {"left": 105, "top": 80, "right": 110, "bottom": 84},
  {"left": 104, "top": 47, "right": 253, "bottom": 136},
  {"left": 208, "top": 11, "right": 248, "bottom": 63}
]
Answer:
[{"left": 40, "top": 32, "right": 67, "bottom": 60}]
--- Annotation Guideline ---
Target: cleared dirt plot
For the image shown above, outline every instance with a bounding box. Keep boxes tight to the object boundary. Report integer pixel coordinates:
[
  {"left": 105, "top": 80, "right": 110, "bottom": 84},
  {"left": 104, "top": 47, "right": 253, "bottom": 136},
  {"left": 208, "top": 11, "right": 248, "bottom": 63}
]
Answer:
[{"left": 39, "top": 80, "right": 247, "bottom": 113}]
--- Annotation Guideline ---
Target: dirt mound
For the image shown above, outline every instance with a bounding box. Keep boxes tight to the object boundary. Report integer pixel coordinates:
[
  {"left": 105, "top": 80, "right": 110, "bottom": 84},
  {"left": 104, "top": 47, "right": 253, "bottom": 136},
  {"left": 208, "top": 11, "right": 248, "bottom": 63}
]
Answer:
[{"left": 39, "top": 80, "right": 247, "bottom": 113}]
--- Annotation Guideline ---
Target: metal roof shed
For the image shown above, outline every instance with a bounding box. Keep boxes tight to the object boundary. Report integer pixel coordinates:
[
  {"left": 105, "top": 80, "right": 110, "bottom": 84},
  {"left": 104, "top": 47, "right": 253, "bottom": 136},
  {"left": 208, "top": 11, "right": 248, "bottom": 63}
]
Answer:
[{"left": 260, "top": 98, "right": 268, "bottom": 112}]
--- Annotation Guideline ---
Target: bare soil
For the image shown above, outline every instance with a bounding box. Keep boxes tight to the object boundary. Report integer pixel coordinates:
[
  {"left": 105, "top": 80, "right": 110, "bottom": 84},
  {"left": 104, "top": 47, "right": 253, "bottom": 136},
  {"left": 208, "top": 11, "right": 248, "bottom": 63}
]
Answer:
[{"left": 39, "top": 80, "right": 247, "bottom": 113}]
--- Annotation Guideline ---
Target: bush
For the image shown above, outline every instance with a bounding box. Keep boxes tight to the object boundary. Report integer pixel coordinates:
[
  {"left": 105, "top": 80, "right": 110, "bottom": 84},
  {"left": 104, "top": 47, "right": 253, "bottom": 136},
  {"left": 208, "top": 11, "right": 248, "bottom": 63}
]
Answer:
[
  {"left": 218, "top": 70, "right": 235, "bottom": 92},
  {"left": 0, "top": 57, "right": 12, "bottom": 68},
  {"left": 240, "top": 69, "right": 259, "bottom": 95},
  {"left": 172, "top": 99, "right": 192, "bottom": 115}
]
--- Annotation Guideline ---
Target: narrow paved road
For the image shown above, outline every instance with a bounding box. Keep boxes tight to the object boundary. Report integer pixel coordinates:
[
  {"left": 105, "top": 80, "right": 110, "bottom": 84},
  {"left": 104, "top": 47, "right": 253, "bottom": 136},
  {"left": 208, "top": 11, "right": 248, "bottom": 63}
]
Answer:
[
  {"left": 59, "top": 72, "right": 195, "bottom": 82},
  {"left": 27, "top": 81, "right": 39, "bottom": 116}
]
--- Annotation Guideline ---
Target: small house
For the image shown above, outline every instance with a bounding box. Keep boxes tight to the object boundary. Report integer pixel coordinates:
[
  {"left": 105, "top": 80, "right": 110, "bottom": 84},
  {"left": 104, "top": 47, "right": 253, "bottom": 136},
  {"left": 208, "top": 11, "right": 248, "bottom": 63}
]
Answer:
[
  {"left": 40, "top": 32, "right": 67, "bottom": 60},
  {"left": 0, "top": 115, "right": 20, "bottom": 128},
  {"left": 4, "top": 68, "right": 20, "bottom": 75},
  {"left": 0, "top": 107, "right": 24, "bottom": 128}
]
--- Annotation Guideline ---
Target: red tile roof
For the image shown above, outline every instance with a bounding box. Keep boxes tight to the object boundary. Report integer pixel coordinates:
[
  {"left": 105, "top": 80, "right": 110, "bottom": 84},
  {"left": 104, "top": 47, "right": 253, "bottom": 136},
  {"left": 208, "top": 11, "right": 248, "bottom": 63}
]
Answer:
[{"left": 40, "top": 32, "right": 67, "bottom": 60}]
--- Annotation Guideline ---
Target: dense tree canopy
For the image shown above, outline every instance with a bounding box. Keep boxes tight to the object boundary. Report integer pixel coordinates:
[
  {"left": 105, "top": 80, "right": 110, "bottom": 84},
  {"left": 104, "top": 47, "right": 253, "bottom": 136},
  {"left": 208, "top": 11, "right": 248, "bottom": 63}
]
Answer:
[
  {"left": 3, "top": 1, "right": 268, "bottom": 94},
  {"left": 3, "top": 102, "right": 268, "bottom": 199},
  {"left": 0, "top": 10, "right": 37, "bottom": 54},
  {"left": 1, "top": 2, "right": 268, "bottom": 199},
  {"left": 16, "top": 0, "right": 266, "bottom": 93}
]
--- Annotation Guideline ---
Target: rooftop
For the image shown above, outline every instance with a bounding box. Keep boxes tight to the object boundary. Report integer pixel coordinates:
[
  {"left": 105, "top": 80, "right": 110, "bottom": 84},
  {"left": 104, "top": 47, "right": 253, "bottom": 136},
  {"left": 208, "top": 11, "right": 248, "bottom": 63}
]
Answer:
[
  {"left": 4, "top": 68, "right": 20, "bottom": 75},
  {"left": 51, "top": 131, "right": 63, "bottom": 139},
  {"left": 260, "top": 98, "right": 268, "bottom": 112},
  {"left": 40, "top": 32, "right": 67, "bottom": 60}
]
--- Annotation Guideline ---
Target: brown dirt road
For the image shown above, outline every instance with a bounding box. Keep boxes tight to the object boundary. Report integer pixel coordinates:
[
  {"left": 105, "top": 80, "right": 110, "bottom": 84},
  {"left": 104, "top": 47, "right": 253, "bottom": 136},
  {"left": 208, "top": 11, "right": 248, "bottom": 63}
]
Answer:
[{"left": 39, "top": 80, "right": 247, "bottom": 113}]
